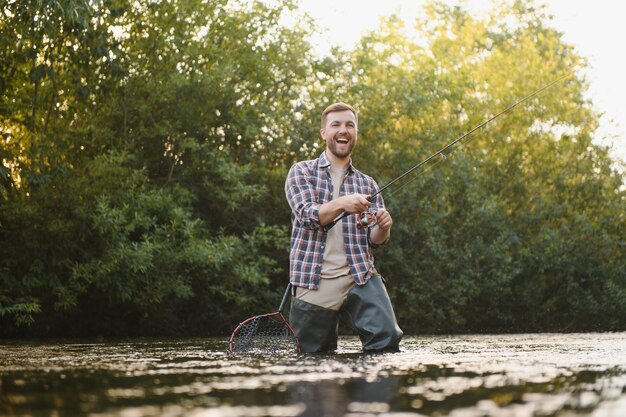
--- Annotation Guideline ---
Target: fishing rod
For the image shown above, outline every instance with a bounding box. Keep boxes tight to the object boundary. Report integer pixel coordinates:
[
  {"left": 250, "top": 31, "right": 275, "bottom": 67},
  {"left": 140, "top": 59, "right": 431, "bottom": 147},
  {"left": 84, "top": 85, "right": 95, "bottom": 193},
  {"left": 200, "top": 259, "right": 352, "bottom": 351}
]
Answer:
[
  {"left": 228, "top": 72, "right": 574, "bottom": 355},
  {"left": 324, "top": 71, "right": 574, "bottom": 231}
]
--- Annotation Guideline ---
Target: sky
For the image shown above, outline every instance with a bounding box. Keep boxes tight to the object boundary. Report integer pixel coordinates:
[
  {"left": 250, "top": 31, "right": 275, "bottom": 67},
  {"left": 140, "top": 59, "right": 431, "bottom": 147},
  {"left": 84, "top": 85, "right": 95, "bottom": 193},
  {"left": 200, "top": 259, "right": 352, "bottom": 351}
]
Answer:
[{"left": 298, "top": 0, "right": 626, "bottom": 164}]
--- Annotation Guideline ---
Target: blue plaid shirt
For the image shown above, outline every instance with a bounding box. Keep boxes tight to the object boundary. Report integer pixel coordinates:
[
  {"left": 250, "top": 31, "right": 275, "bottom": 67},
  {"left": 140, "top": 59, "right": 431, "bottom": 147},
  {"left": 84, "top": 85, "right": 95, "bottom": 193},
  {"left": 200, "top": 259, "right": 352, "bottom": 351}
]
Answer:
[{"left": 285, "top": 152, "right": 387, "bottom": 289}]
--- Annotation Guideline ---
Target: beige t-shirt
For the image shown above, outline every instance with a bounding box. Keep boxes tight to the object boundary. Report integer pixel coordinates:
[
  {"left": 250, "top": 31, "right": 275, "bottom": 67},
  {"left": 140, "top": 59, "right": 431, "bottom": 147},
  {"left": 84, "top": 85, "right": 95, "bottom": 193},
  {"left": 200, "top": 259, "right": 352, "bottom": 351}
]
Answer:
[
  {"left": 295, "top": 165, "right": 355, "bottom": 310},
  {"left": 320, "top": 165, "right": 351, "bottom": 279}
]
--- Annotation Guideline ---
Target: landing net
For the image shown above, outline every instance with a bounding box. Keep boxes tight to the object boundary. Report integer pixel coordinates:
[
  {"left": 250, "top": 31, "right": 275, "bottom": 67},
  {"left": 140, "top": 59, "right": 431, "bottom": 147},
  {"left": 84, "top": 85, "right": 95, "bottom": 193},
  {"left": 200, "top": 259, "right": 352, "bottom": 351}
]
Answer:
[{"left": 228, "top": 312, "right": 300, "bottom": 354}]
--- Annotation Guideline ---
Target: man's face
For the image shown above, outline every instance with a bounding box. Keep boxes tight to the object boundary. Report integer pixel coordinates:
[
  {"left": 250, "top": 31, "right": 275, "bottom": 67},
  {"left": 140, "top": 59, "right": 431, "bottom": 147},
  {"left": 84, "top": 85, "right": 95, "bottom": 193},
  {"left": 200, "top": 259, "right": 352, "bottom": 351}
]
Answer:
[{"left": 321, "top": 110, "right": 358, "bottom": 159}]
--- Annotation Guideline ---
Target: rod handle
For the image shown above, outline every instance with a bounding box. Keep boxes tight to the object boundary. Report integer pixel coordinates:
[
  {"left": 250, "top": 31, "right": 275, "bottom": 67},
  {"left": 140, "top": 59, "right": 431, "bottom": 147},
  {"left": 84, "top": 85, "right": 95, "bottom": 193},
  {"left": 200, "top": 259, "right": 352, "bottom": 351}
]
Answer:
[{"left": 278, "top": 282, "right": 292, "bottom": 313}]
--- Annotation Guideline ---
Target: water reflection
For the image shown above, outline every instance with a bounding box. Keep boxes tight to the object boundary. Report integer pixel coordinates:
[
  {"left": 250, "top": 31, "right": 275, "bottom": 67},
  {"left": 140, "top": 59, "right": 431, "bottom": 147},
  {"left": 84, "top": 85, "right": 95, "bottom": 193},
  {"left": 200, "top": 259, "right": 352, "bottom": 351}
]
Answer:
[{"left": 0, "top": 334, "right": 625, "bottom": 416}]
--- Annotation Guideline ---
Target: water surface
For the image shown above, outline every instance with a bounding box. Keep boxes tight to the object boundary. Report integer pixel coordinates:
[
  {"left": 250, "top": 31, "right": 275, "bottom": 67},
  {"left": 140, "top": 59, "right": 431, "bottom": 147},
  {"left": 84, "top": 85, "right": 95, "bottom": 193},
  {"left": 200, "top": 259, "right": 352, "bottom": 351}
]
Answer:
[{"left": 1, "top": 333, "right": 625, "bottom": 416}]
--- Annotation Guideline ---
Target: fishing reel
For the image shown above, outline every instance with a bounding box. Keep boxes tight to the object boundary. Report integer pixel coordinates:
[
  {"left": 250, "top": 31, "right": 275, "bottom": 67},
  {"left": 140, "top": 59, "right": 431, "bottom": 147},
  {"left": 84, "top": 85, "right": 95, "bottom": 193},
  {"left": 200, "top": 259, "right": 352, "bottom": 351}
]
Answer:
[{"left": 357, "top": 210, "right": 377, "bottom": 229}]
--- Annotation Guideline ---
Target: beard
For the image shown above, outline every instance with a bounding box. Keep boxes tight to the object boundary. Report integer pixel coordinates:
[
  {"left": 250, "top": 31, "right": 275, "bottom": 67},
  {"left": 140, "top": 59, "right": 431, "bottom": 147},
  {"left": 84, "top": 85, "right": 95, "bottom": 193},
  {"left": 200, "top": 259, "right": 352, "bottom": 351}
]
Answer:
[{"left": 327, "top": 134, "right": 356, "bottom": 159}]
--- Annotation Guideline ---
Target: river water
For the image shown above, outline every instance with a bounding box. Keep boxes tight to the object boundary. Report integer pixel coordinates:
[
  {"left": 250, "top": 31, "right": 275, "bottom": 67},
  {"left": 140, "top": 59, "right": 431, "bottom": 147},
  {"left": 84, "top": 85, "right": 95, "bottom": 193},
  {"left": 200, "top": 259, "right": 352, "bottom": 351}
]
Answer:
[{"left": 1, "top": 333, "right": 625, "bottom": 416}]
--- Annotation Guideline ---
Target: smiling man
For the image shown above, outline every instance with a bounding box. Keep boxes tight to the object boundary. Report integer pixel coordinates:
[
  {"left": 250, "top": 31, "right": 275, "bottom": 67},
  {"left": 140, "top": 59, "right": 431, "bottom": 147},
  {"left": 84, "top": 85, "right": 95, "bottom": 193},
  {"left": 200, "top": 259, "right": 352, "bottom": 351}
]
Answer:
[{"left": 284, "top": 102, "right": 403, "bottom": 353}]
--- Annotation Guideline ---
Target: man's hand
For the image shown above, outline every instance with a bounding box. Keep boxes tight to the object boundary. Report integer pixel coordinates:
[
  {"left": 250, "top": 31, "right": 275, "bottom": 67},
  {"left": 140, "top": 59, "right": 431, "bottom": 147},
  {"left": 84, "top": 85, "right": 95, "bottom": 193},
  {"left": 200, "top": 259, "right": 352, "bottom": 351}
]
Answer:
[
  {"left": 374, "top": 208, "right": 392, "bottom": 231},
  {"left": 319, "top": 193, "right": 370, "bottom": 226},
  {"left": 338, "top": 194, "right": 371, "bottom": 214},
  {"left": 370, "top": 208, "right": 392, "bottom": 245}
]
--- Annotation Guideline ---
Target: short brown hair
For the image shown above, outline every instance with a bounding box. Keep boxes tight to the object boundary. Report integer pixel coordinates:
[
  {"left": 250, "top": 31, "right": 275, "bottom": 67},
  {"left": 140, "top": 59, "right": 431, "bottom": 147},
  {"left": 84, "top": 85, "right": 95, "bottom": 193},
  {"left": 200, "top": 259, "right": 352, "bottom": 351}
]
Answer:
[{"left": 321, "top": 102, "right": 358, "bottom": 129}]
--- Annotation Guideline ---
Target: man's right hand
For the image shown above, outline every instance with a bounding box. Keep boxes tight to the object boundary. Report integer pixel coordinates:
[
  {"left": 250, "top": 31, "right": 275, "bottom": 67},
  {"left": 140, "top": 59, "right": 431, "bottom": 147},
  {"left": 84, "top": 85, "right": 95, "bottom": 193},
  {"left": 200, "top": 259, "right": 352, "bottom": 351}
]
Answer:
[
  {"left": 319, "top": 193, "right": 371, "bottom": 226},
  {"left": 337, "top": 194, "right": 371, "bottom": 213}
]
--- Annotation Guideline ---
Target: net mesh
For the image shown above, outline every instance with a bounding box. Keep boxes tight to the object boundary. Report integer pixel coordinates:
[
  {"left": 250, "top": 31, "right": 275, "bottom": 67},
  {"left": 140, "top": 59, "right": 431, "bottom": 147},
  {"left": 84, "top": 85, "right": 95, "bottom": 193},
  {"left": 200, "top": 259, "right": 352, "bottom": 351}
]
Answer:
[{"left": 229, "top": 312, "right": 300, "bottom": 354}]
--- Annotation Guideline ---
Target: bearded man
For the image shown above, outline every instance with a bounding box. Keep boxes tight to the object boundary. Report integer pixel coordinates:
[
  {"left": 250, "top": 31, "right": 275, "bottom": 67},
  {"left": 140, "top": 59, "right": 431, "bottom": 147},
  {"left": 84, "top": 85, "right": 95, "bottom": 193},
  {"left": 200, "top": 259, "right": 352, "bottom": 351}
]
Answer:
[{"left": 284, "top": 102, "right": 403, "bottom": 353}]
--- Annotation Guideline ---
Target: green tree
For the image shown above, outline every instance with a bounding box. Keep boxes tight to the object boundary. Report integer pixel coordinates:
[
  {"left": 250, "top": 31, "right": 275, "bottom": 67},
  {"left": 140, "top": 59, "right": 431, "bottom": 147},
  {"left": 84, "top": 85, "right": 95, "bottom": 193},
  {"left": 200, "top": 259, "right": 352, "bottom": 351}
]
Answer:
[
  {"left": 329, "top": 1, "right": 625, "bottom": 333},
  {"left": 1, "top": 0, "right": 624, "bottom": 337},
  {"left": 0, "top": 0, "right": 319, "bottom": 336}
]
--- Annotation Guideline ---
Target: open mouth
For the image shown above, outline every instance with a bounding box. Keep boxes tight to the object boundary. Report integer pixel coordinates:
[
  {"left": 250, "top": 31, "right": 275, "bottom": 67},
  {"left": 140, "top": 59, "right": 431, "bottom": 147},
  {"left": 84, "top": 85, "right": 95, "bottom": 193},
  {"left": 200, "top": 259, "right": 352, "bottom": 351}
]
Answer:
[{"left": 335, "top": 136, "right": 350, "bottom": 144}]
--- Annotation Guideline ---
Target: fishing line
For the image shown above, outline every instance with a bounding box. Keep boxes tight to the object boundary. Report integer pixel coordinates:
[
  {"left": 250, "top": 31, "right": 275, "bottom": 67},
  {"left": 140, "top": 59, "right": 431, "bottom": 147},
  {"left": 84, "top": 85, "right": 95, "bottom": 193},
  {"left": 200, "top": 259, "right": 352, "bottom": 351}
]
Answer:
[
  {"left": 324, "top": 71, "right": 574, "bottom": 231},
  {"left": 384, "top": 121, "right": 487, "bottom": 199},
  {"left": 369, "top": 71, "right": 574, "bottom": 201}
]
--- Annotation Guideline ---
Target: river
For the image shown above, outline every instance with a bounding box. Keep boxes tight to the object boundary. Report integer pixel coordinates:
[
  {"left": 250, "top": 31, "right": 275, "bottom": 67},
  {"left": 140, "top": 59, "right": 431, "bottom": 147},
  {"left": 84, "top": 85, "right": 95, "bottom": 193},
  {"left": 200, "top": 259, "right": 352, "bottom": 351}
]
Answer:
[{"left": 1, "top": 333, "right": 625, "bottom": 416}]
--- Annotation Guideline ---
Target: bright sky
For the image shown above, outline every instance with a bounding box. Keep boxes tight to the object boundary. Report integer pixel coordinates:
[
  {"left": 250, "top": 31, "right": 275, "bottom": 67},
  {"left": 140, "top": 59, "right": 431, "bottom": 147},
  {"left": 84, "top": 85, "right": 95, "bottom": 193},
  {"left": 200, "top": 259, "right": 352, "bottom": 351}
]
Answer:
[{"left": 299, "top": 0, "right": 626, "bottom": 164}]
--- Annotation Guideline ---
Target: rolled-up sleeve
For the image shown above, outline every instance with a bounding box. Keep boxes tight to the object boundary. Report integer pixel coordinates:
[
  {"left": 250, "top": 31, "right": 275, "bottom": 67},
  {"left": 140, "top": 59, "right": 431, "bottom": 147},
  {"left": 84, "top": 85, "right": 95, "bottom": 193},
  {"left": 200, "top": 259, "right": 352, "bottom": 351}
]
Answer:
[{"left": 285, "top": 163, "right": 322, "bottom": 230}]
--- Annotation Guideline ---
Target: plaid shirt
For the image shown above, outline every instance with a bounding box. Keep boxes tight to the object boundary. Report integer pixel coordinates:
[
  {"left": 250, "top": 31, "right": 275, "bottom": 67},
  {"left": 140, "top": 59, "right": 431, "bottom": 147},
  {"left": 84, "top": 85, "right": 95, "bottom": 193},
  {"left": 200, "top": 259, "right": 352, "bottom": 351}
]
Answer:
[{"left": 285, "top": 151, "right": 387, "bottom": 289}]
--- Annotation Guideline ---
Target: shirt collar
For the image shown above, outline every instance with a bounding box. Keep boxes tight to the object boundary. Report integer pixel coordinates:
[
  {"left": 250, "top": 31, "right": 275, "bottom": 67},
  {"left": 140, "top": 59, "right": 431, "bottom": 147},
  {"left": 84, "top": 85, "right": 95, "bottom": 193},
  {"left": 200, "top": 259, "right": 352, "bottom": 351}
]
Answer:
[{"left": 318, "top": 151, "right": 354, "bottom": 173}]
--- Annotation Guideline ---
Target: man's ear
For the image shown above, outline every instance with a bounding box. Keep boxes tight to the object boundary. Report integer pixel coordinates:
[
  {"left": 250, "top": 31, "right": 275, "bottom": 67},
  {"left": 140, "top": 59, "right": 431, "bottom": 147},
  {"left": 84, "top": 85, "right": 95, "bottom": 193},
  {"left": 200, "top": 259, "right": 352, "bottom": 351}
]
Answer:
[{"left": 320, "top": 128, "right": 325, "bottom": 139}]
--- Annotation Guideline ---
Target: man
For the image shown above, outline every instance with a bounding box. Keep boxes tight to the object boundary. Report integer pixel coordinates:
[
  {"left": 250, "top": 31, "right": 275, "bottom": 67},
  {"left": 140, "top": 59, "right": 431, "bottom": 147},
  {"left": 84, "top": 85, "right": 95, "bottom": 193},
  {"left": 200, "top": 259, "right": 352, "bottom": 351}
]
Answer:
[{"left": 284, "top": 102, "right": 403, "bottom": 353}]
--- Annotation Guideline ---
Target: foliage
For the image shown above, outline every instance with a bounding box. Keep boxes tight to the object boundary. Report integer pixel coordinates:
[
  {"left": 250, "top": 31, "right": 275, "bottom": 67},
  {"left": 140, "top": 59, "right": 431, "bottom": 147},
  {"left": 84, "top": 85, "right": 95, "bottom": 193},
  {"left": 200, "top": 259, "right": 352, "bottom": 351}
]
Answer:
[
  {"left": 1, "top": 0, "right": 624, "bottom": 336},
  {"left": 335, "top": 1, "right": 625, "bottom": 333}
]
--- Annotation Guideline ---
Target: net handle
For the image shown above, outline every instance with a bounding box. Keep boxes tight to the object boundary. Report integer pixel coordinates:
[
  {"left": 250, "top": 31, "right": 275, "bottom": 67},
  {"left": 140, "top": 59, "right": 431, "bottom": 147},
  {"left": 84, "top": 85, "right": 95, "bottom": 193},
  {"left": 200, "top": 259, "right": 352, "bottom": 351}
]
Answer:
[{"left": 278, "top": 283, "right": 292, "bottom": 313}]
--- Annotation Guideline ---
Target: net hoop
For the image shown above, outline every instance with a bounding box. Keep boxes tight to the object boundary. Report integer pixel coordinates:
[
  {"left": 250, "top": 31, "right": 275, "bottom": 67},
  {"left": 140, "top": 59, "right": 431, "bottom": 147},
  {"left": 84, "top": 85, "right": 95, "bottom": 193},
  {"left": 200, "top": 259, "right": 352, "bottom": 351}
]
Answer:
[{"left": 228, "top": 311, "right": 301, "bottom": 354}]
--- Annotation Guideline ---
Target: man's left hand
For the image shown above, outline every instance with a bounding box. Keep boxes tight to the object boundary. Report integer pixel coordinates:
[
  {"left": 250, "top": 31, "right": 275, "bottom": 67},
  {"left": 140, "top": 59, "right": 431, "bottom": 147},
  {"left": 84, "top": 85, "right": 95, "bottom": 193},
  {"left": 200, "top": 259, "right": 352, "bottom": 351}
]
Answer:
[{"left": 374, "top": 209, "right": 392, "bottom": 231}]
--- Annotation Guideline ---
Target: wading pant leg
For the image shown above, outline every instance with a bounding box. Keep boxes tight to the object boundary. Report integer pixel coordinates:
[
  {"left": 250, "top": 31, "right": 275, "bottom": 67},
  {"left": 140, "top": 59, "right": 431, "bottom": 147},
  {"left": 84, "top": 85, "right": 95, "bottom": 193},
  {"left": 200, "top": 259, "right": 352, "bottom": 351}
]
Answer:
[
  {"left": 339, "top": 275, "right": 403, "bottom": 352},
  {"left": 290, "top": 298, "right": 339, "bottom": 353}
]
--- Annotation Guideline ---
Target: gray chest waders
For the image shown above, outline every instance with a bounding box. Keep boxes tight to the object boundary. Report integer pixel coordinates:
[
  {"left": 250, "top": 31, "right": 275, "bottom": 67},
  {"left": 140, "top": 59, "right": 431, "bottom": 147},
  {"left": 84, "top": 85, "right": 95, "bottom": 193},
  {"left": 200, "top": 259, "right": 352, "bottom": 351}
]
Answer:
[{"left": 290, "top": 276, "right": 403, "bottom": 353}]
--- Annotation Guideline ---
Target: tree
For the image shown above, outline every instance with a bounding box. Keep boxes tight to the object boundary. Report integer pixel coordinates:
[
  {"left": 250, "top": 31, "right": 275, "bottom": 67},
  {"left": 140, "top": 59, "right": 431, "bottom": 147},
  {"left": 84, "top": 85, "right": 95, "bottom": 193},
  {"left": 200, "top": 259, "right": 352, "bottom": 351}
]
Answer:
[
  {"left": 0, "top": 0, "right": 321, "bottom": 336},
  {"left": 1, "top": 0, "right": 624, "bottom": 336},
  {"left": 328, "top": 1, "right": 625, "bottom": 332}
]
